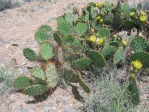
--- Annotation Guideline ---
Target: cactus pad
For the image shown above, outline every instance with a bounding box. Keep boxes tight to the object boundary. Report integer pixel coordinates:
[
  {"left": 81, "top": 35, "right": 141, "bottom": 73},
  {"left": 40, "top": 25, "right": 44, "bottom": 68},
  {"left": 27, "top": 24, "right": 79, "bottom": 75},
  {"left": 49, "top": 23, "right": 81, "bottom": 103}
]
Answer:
[
  {"left": 31, "top": 67, "right": 45, "bottom": 81},
  {"left": 58, "top": 22, "right": 73, "bottom": 35},
  {"left": 72, "top": 58, "right": 92, "bottom": 70},
  {"left": 102, "top": 45, "right": 117, "bottom": 59},
  {"left": 87, "top": 50, "right": 106, "bottom": 68},
  {"left": 98, "top": 28, "right": 110, "bottom": 37},
  {"left": 130, "top": 36, "right": 148, "bottom": 52},
  {"left": 130, "top": 52, "right": 149, "bottom": 68},
  {"left": 62, "top": 67, "right": 79, "bottom": 83},
  {"left": 24, "top": 84, "right": 47, "bottom": 96},
  {"left": 40, "top": 43, "right": 54, "bottom": 60},
  {"left": 14, "top": 76, "right": 31, "bottom": 90},
  {"left": 75, "top": 22, "right": 88, "bottom": 36},
  {"left": 53, "top": 33, "right": 62, "bottom": 45},
  {"left": 112, "top": 13, "right": 122, "bottom": 29},
  {"left": 128, "top": 79, "right": 140, "bottom": 105},
  {"left": 45, "top": 63, "right": 59, "bottom": 88},
  {"left": 64, "top": 13, "right": 73, "bottom": 23},
  {"left": 113, "top": 46, "right": 124, "bottom": 65},
  {"left": 35, "top": 25, "right": 53, "bottom": 43},
  {"left": 122, "top": 20, "right": 135, "bottom": 30},
  {"left": 23, "top": 48, "right": 37, "bottom": 61},
  {"left": 57, "top": 16, "right": 65, "bottom": 25}
]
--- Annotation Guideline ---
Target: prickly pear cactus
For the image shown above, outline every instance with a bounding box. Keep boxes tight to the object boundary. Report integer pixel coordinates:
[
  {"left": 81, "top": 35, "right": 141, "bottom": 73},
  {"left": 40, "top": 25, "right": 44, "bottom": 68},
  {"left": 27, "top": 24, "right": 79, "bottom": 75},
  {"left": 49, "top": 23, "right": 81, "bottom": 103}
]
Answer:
[
  {"left": 58, "top": 22, "right": 73, "bottom": 35},
  {"left": 130, "top": 52, "right": 149, "bottom": 68},
  {"left": 45, "top": 63, "right": 59, "bottom": 88},
  {"left": 23, "top": 48, "right": 37, "bottom": 61},
  {"left": 98, "top": 28, "right": 110, "bottom": 37},
  {"left": 130, "top": 36, "right": 148, "bottom": 52},
  {"left": 122, "top": 20, "right": 135, "bottom": 30},
  {"left": 87, "top": 50, "right": 106, "bottom": 68},
  {"left": 40, "top": 43, "right": 54, "bottom": 61},
  {"left": 31, "top": 67, "right": 46, "bottom": 81},
  {"left": 102, "top": 45, "right": 117, "bottom": 59},
  {"left": 53, "top": 32, "right": 62, "bottom": 45},
  {"left": 64, "top": 12, "right": 73, "bottom": 23},
  {"left": 112, "top": 13, "right": 122, "bottom": 29},
  {"left": 113, "top": 46, "right": 124, "bottom": 65},
  {"left": 13, "top": 76, "right": 31, "bottom": 90},
  {"left": 35, "top": 25, "right": 53, "bottom": 43},
  {"left": 72, "top": 57, "right": 92, "bottom": 70},
  {"left": 128, "top": 78, "right": 140, "bottom": 105},
  {"left": 75, "top": 22, "right": 88, "bottom": 36},
  {"left": 24, "top": 84, "right": 47, "bottom": 96}
]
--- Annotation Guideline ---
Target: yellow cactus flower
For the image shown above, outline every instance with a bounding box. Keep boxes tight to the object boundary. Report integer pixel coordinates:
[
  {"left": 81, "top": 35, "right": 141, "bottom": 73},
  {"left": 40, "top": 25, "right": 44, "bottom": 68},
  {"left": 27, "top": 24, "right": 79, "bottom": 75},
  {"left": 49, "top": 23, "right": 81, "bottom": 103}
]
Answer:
[
  {"left": 96, "top": 16, "right": 101, "bottom": 20},
  {"left": 122, "top": 40, "right": 127, "bottom": 47},
  {"left": 132, "top": 60, "right": 143, "bottom": 69},
  {"left": 96, "top": 2, "right": 104, "bottom": 7},
  {"left": 97, "top": 38, "right": 104, "bottom": 45},
  {"left": 129, "top": 73, "right": 135, "bottom": 78},
  {"left": 140, "top": 11, "right": 146, "bottom": 16},
  {"left": 130, "top": 12, "right": 135, "bottom": 17},
  {"left": 100, "top": 18, "right": 103, "bottom": 23},
  {"left": 89, "top": 35, "right": 96, "bottom": 43},
  {"left": 140, "top": 16, "right": 147, "bottom": 22}
]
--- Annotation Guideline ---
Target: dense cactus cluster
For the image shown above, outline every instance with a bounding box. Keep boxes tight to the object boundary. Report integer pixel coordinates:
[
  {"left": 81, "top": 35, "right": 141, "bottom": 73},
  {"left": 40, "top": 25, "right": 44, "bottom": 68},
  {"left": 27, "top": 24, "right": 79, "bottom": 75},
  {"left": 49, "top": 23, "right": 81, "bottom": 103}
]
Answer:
[{"left": 14, "top": 1, "right": 149, "bottom": 105}]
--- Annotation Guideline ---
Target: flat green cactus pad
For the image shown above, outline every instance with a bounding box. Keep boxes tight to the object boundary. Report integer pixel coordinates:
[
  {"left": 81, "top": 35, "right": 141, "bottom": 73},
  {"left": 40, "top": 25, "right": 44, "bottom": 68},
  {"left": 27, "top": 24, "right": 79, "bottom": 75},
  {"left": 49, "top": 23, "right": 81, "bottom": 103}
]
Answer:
[
  {"left": 14, "top": 76, "right": 31, "bottom": 90},
  {"left": 31, "top": 67, "right": 45, "bottom": 81},
  {"left": 23, "top": 48, "right": 37, "bottom": 61},
  {"left": 113, "top": 46, "right": 124, "bottom": 65},
  {"left": 40, "top": 43, "right": 54, "bottom": 61},
  {"left": 87, "top": 50, "right": 106, "bottom": 68},
  {"left": 58, "top": 22, "right": 73, "bottom": 35},
  {"left": 72, "top": 58, "right": 92, "bottom": 70},
  {"left": 24, "top": 84, "right": 47, "bottom": 96},
  {"left": 53, "top": 33, "right": 62, "bottom": 45},
  {"left": 35, "top": 25, "right": 53, "bottom": 43},
  {"left": 130, "top": 36, "right": 148, "bottom": 52},
  {"left": 75, "top": 22, "right": 88, "bottom": 36},
  {"left": 98, "top": 28, "right": 110, "bottom": 37},
  {"left": 45, "top": 63, "right": 59, "bottom": 88},
  {"left": 130, "top": 52, "right": 149, "bottom": 68},
  {"left": 102, "top": 45, "right": 117, "bottom": 59}
]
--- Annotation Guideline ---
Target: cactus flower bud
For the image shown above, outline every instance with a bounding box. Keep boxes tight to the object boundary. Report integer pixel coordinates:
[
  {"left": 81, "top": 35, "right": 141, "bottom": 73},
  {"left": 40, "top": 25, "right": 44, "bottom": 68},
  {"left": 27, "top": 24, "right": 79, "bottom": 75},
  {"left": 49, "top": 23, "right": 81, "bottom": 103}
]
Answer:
[
  {"left": 89, "top": 35, "right": 96, "bottom": 43},
  {"left": 130, "top": 12, "right": 135, "bottom": 17},
  {"left": 140, "top": 16, "right": 147, "bottom": 22},
  {"left": 122, "top": 40, "right": 127, "bottom": 47},
  {"left": 140, "top": 11, "right": 146, "bottom": 16},
  {"left": 129, "top": 73, "right": 135, "bottom": 79},
  {"left": 100, "top": 18, "right": 103, "bottom": 23},
  {"left": 97, "top": 37, "right": 104, "bottom": 45},
  {"left": 132, "top": 60, "right": 143, "bottom": 69}
]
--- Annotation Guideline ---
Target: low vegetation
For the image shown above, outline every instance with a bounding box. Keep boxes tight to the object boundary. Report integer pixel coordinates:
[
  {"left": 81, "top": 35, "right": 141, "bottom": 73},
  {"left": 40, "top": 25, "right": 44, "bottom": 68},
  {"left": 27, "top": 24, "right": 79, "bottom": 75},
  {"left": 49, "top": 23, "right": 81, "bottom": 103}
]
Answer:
[{"left": 11, "top": 1, "right": 149, "bottom": 111}]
